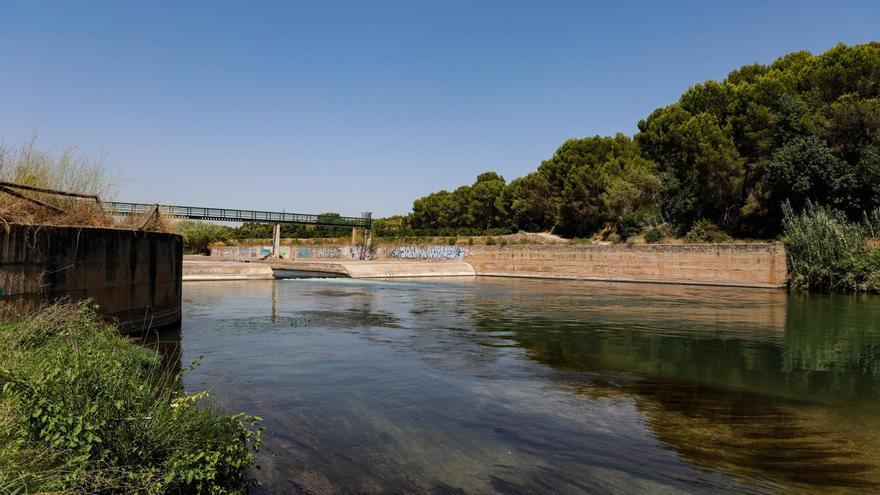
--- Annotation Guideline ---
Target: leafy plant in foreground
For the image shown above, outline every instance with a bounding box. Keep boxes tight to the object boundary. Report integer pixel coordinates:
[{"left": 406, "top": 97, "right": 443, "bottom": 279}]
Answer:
[{"left": 0, "top": 302, "right": 262, "bottom": 494}]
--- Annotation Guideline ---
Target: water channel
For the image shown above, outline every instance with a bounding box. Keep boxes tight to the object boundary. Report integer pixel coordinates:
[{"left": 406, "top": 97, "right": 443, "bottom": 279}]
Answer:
[{"left": 164, "top": 276, "right": 880, "bottom": 494}]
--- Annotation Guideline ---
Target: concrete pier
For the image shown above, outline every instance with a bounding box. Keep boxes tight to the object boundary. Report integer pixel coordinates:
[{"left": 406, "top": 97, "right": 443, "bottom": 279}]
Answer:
[{"left": 0, "top": 224, "right": 182, "bottom": 332}]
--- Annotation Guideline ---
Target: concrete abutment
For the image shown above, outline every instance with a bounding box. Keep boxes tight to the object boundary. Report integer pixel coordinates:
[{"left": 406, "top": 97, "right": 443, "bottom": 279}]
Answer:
[{"left": 0, "top": 224, "right": 182, "bottom": 333}]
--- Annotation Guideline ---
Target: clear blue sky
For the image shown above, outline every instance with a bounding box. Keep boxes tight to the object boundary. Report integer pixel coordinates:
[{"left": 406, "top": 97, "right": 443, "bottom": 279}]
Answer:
[{"left": 1, "top": 1, "right": 878, "bottom": 217}]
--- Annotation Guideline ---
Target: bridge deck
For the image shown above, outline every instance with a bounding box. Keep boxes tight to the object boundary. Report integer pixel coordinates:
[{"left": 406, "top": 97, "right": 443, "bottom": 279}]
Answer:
[{"left": 102, "top": 202, "right": 370, "bottom": 228}]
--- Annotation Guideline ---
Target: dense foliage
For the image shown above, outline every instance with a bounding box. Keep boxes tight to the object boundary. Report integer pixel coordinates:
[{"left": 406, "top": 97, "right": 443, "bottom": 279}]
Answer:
[
  {"left": 0, "top": 303, "right": 261, "bottom": 494},
  {"left": 176, "top": 220, "right": 233, "bottom": 254},
  {"left": 408, "top": 43, "right": 880, "bottom": 239},
  {"left": 783, "top": 202, "right": 880, "bottom": 292}
]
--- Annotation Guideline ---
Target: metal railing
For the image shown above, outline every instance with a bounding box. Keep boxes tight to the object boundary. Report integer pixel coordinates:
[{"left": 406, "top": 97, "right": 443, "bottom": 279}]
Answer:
[{"left": 102, "top": 202, "right": 371, "bottom": 228}]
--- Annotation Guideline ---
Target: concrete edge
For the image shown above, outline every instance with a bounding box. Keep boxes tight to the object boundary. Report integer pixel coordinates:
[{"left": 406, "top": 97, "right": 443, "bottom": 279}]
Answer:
[
  {"left": 353, "top": 271, "right": 477, "bottom": 279},
  {"left": 183, "top": 275, "right": 274, "bottom": 281},
  {"left": 182, "top": 260, "right": 275, "bottom": 281},
  {"left": 265, "top": 261, "right": 352, "bottom": 276},
  {"left": 475, "top": 271, "right": 787, "bottom": 289}
]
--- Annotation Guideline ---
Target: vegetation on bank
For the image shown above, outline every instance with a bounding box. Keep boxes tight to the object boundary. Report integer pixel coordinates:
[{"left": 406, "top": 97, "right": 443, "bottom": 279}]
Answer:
[
  {"left": 783, "top": 202, "right": 880, "bottom": 292},
  {"left": 404, "top": 43, "right": 880, "bottom": 242},
  {"left": 0, "top": 303, "right": 261, "bottom": 494}
]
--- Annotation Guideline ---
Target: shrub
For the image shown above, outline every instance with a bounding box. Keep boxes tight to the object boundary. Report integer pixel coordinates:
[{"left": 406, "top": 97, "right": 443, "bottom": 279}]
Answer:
[
  {"left": 0, "top": 303, "right": 261, "bottom": 494},
  {"left": 644, "top": 226, "right": 663, "bottom": 244},
  {"left": 615, "top": 210, "right": 657, "bottom": 239},
  {"left": 486, "top": 236, "right": 497, "bottom": 245},
  {"left": 176, "top": 221, "right": 231, "bottom": 254},
  {"left": 684, "top": 219, "right": 732, "bottom": 243}
]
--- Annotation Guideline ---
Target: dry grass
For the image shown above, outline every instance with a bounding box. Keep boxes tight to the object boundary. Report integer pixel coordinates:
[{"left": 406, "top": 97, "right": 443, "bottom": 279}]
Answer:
[
  {"left": 0, "top": 139, "right": 170, "bottom": 231},
  {"left": 0, "top": 193, "right": 113, "bottom": 229}
]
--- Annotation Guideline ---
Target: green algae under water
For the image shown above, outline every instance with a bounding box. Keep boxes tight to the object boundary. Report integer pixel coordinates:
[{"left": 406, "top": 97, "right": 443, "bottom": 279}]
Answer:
[{"left": 167, "top": 277, "right": 880, "bottom": 494}]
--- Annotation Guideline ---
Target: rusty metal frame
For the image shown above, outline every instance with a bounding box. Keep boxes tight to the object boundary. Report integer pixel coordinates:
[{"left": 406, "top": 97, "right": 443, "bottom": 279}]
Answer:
[{"left": 0, "top": 181, "right": 105, "bottom": 215}]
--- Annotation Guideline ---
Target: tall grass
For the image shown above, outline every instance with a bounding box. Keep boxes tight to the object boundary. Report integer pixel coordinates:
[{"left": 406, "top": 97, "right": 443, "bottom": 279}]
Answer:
[
  {"left": 0, "top": 139, "right": 125, "bottom": 228},
  {"left": 0, "top": 302, "right": 261, "bottom": 494},
  {"left": 0, "top": 139, "right": 115, "bottom": 196},
  {"left": 782, "top": 201, "right": 880, "bottom": 292}
]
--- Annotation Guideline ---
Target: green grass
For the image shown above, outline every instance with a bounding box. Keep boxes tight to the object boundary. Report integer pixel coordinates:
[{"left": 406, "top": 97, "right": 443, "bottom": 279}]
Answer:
[{"left": 0, "top": 302, "right": 261, "bottom": 494}]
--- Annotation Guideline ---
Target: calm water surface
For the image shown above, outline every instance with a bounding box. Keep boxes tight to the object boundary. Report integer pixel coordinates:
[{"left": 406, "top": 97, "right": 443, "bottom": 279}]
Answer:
[{"left": 170, "top": 277, "right": 880, "bottom": 494}]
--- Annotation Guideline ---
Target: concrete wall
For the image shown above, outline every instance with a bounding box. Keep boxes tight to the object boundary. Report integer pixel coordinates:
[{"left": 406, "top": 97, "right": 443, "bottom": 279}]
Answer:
[
  {"left": 0, "top": 224, "right": 182, "bottom": 333},
  {"left": 183, "top": 259, "right": 274, "bottom": 281},
  {"left": 212, "top": 244, "right": 467, "bottom": 261},
  {"left": 465, "top": 243, "right": 788, "bottom": 288},
  {"left": 213, "top": 242, "right": 788, "bottom": 288}
]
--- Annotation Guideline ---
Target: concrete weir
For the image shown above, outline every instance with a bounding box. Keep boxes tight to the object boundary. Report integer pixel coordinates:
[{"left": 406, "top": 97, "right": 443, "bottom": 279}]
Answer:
[
  {"left": 0, "top": 223, "right": 182, "bottom": 333},
  {"left": 267, "top": 260, "right": 476, "bottom": 278},
  {"left": 183, "top": 258, "right": 274, "bottom": 281}
]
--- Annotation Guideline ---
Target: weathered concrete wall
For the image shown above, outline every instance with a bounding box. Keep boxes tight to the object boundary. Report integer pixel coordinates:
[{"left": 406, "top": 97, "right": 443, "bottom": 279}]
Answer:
[
  {"left": 183, "top": 259, "right": 274, "bottom": 281},
  {"left": 0, "top": 224, "right": 182, "bottom": 332},
  {"left": 465, "top": 243, "right": 788, "bottom": 288},
  {"left": 266, "top": 260, "right": 476, "bottom": 278},
  {"left": 213, "top": 242, "right": 788, "bottom": 288}
]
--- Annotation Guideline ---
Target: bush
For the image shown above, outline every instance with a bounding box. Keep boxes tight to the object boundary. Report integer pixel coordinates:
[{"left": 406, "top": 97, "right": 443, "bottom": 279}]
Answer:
[
  {"left": 0, "top": 303, "right": 261, "bottom": 494},
  {"left": 176, "top": 221, "right": 231, "bottom": 254},
  {"left": 644, "top": 226, "right": 663, "bottom": 244},
  {"left": 783, "top": 202, "right": 880, "bottom": 292},
  {"left": 615, "top": 210, "right": 657, "bottom": 239},
  {"left": 684, "top": 219, "right": 732, "bottom": 243},
  {"left": 486, "top": 236, "right": 497, "bottom": 245}
]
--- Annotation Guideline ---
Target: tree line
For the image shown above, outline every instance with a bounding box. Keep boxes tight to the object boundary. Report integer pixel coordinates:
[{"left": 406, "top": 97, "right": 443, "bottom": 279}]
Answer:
[{"left": 407, "top": 43, "right": 880, "bottom": 240}]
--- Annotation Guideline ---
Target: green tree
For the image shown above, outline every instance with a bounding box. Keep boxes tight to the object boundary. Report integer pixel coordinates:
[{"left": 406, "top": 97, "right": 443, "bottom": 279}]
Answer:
[
  {"left": 502, "top": 172, "right": 556, "bottom": 232},
  {"left": 467, "top": 172, "right": 506, "bottom": 229},
  {"left": 765, "top": 136, "right": 854, "bottom": 215}
]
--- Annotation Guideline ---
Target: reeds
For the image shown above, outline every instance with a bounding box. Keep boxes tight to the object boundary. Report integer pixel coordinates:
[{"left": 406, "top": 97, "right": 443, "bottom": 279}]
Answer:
[{"left": 782, "top": 201, "right": 880, "bottom": 292}]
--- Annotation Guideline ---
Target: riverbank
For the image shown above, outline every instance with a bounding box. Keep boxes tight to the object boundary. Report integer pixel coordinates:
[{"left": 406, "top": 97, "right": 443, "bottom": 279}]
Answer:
[{"left": 0, "top": 303, "right": 260, "bottom": 494}]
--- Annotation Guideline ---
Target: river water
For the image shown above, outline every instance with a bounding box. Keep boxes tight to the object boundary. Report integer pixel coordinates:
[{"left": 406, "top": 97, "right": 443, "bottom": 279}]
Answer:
[{"left": 171, "top": 276, "right": 880, "bottom": 494}]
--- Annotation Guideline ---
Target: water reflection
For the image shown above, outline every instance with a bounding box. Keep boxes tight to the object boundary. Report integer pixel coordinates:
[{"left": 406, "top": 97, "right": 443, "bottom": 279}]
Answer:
[{"left": 178, "top": 278, "right": 880, "bottom": 494}]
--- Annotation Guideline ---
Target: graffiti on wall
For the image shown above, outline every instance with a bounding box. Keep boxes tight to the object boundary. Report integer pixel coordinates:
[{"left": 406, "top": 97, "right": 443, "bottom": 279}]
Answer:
[
  {"left": 294, "top": 246, "right": 378, "bottom": 260},
  {"left": 345, "top": 245, "right": 378, "bottom": 260},
  {"left": 211, "top": 245, "right": 457, "bottom": 261},
  {"left": 385, "top": 246, "right": 469, "bottom": 260},
  {"left": 212, "top": 246, "right": 268, "bottom": 258},
  {"left": 296, "top": 247, "right": 341, "bottom": 259}
]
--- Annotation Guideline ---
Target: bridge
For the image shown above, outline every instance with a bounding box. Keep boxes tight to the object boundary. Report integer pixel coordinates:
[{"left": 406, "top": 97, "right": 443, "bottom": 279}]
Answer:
[
  {"left": 0, "top": 181, "right": 372, "bottom": 257},
  {"left": 103, "top": 202, "right": 373, "bottom": 257},
  {"left": 102, "top": 202, "right": 371, "bottom": 228}
]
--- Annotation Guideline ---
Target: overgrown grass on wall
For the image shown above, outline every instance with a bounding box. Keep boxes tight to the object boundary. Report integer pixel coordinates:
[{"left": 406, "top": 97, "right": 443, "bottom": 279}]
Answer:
[
  {"left": 783, "top": 202, "right": 880, "bottom": 292},
  {"left": 0, "top": 302, "right": 261, "bottom": 494}
]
